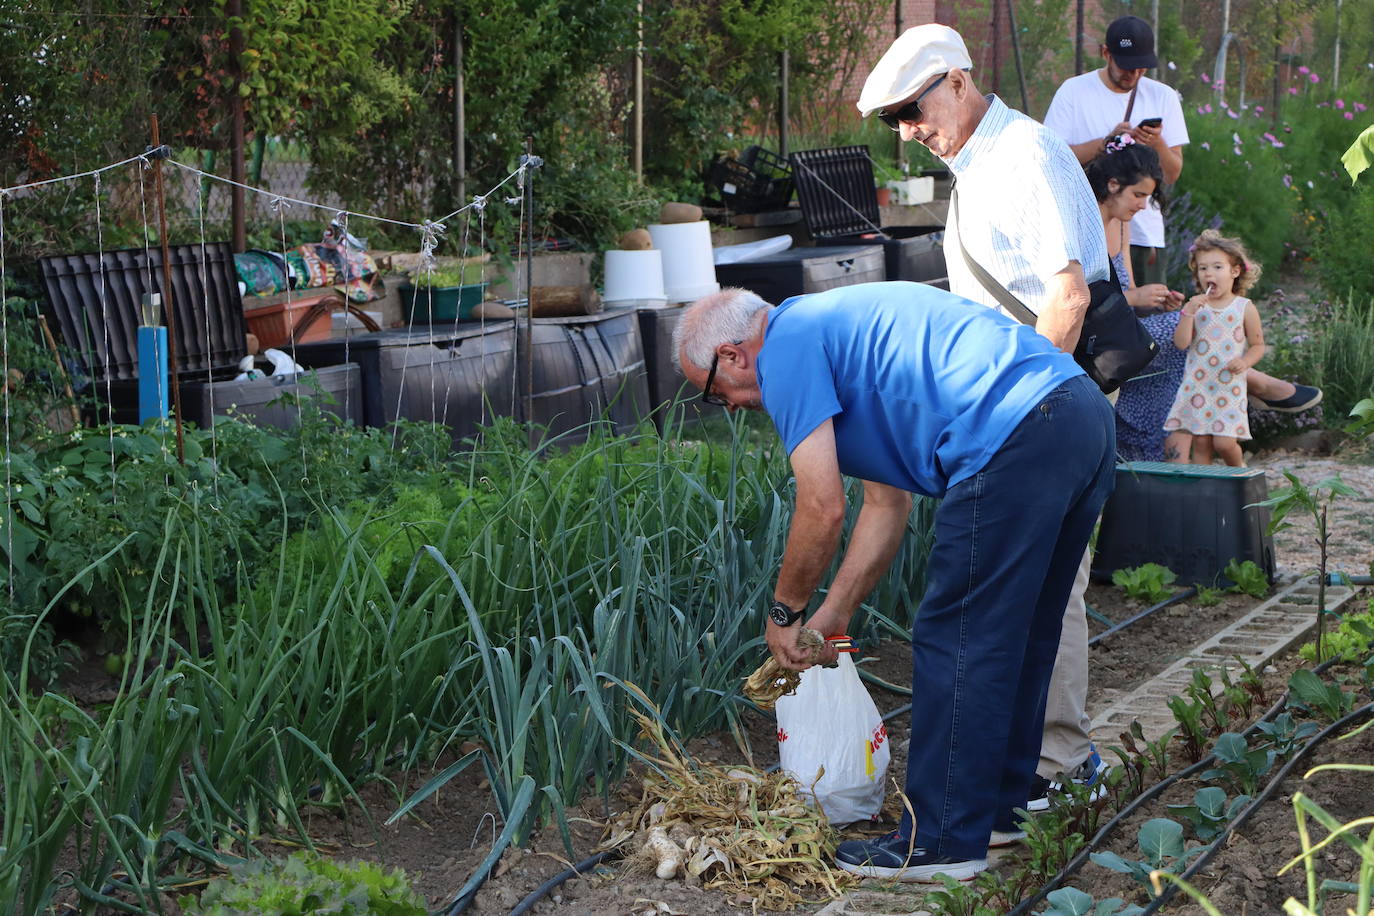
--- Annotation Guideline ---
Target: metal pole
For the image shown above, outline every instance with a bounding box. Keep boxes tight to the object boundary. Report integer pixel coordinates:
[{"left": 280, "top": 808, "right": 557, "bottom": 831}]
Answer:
[
  {"left": 1006, "top": 0, "right": 1030, "bottom": 113},
  {"left": 149, "top": 116, "right": 186, "bottom": 464},
  {"left": 1333, "top": 0, "right": 1343, "bottom": 91},
  {"left": 227, "top": 0, "right": 246, "bottom": 253},
  {"left": 634, "top": 0, "right": 643, "bottom": 183},
  {"left": 455, "top": 12, "right": 466, "bottom": 203},
  {"left": 992, "top": 0, "right": 1002, "bottom": 94},
  {"left": 778, "top": 50, "right": 789, "bottom": 159},
  {"left": 1150, "top": 0, "right": 1159, "bottom": 80},
  {"left": 523, "top": 137, "right": 535, "bottom": 441},
  {"left": 894, "top": 0, "right": 905, "bottom": 174},
  {"left": 1075, "top": 0, "right": 1084, "bottom": 75}
]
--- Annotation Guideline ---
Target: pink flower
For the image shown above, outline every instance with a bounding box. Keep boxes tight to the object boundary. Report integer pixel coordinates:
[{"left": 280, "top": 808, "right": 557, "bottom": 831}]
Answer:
[
  {"left": 1345, "top": 111, "right": 1355, "bottom": 120},
  {"left": 1232, "top": 132, "right": 1242, "bottom": 144},
  {"left": 1298, "top": 65, "right": 1310, "bottom": 75},
  {"left": 1335, "top": 99, "right": 1345, "bottom": 109},
  {"left": 1283, "top": 174, "right": 1293, "bottom": 188},
  {"left": 1356, "top": 102, "right": 1368, "bottom": 112},
  {"left": 1201, "top": 72, "right": 1211, "bottom": 83},
  {"left": 1233, "top": 145, "right": 1243, "bottom": 156},
  {"left": 1227, "top": 108, "right": 1240, "bottom": 119},
  {"left": 1203, "top": 103, "right": 1213, "bottom": 114},
  {"left": 1197, "top": 105, "right": 1208, "bottom": 115},
  {"left": 1262, "top": 132, "right": 1277, "bottom": 143},
  {"left": 1310, "top": 73, "right": 1321, "bottom": 83},
  {"left": 1288, "top": 87, "right": 1299, "bottom": 96},
  {"left": 1255, "top": 105, "right": 1265, "bottom": 113}
]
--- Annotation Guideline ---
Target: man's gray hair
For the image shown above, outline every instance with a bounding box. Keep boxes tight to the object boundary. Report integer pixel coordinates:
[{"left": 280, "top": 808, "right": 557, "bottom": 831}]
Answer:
[{"left": 673, "top": 287, "right": 773, "bottom": 370}]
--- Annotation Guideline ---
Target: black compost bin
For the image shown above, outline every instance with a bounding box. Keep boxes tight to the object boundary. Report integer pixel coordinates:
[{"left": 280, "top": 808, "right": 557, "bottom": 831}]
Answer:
[
  {"left": 636, "top": 307, "right": 720, "bottom": 433},
  {"left": 517, "top": 308, "right": 649, "bottom": 444},
  {"left": 291, "top": 322, "right": 517, "bottom": 448},
  {"left": 39, "top": 242, "right": 249, "bottom": 383}
]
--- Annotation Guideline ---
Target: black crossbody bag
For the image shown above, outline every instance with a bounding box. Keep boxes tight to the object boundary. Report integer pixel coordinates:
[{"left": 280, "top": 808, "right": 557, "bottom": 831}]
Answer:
[{"left": 951, "top": 190, "right": 1158, "bottom": 395}]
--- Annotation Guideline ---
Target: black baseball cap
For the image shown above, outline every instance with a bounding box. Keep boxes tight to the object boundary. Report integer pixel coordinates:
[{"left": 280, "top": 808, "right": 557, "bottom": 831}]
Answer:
[{"left": 1105, "top": 16, "right": 1157, "bottom": 70}]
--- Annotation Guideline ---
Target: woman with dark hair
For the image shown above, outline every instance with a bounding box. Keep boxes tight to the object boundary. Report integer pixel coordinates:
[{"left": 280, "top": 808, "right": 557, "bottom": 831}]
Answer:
[
  {"left": 1088, "top": 135, "right": 1188, "bottom": 461},
  {"left": 1087, "top": 136, "right": 1316, "bottom": 462}
]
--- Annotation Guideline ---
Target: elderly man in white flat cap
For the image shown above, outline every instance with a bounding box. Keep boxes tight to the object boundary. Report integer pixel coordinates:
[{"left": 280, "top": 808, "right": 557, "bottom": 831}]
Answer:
[{"left": 831, "top": 23, "right": 1113, "bottom": 884}]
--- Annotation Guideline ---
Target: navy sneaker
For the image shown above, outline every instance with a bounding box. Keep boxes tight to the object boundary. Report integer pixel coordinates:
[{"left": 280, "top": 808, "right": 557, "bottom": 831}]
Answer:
[
  {"left": 1250, "top": 383, "right": 1323, "bottom": 413},
  {"left": 1027, "top": 745, "right": 1109, "bottom": 812},
  {"left": 834, "top": 830, "right": 987, "bottom": 883}
]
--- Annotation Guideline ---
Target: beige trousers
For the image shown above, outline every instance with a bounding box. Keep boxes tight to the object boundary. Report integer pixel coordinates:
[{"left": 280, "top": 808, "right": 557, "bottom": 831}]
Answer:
[{"left": 1037, "top": 542, "right": 1094, "bottom": 777}]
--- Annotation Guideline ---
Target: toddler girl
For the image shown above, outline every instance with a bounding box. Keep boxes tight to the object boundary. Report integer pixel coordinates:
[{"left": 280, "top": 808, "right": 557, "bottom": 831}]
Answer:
[{"left": 1162, "top": 230, "right": 1266, "bottom": 466}]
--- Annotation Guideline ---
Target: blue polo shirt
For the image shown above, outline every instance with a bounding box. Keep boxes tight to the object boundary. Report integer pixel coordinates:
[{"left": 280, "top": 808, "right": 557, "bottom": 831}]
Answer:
[{"left": 756, "top": 282, "right": 1085, "bottom": 497}]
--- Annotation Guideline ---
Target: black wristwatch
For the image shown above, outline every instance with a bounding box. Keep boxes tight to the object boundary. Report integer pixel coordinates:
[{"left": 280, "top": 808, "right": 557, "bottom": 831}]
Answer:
[{"left": 768, "top": 600, "right": 802, "bottom": 627}]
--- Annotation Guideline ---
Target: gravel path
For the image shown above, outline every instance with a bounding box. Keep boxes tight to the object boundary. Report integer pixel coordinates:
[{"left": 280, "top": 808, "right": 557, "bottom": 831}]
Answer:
[{"left": 1250, "top": 447, "right": 1374, "bottom": 579}]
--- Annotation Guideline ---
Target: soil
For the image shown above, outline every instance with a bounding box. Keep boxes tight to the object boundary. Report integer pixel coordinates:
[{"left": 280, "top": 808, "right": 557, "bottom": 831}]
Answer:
[{"left": 1053, "top": 658, "right": 1374, "bottom": 916}]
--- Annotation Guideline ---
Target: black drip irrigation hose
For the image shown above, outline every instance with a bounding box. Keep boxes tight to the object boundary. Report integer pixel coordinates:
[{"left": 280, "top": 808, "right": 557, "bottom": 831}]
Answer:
[
  {"left": 444, "top": 847, "right": 506, "bottom": 916},
  {"left": 1088, "top": 587, "right": 1197, "bottom": 647},
  {"left": 504, "top": 850, "right": 616, "bottom": 916},
  {"left": 1139, "top": 698, "right": 1374, "bottom": 915},
  {"left": 1006, "top": 655, "right": 1350, "bottom": 916}
]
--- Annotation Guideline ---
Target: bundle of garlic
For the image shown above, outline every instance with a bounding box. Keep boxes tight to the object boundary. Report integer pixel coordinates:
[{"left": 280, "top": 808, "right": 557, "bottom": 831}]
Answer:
[
  {"left": 741, "top": 626, "right": 826, "bottom": 710},
  {"left": 602, "top": 707, "right": 849, "bottom": 911}
]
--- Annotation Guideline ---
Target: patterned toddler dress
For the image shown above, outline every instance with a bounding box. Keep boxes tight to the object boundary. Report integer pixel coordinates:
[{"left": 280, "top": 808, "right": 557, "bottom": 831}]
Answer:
[{"left": 1163, "top": 295, "right": 1252, "bottom": 440}]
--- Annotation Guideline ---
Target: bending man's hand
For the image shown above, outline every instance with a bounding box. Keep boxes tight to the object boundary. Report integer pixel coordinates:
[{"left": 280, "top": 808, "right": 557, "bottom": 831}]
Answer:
[{"left": 766, "top": 621, "right": 822, "bottom": 671}]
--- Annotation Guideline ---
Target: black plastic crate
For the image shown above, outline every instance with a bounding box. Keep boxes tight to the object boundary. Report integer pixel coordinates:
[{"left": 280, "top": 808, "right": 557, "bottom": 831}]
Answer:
[
  {"left": 707, "top": 146, "right": 794, "bottom": 213},
  {"left": 789, "top": 146, "right": 947, "bottom": 285},
  {"left": 39, "top": 242, "right": 248, "bottom": 383},
  {"left": 519, "top": 308, "right": 650, "bottom": 444},
  {"left": 1092, "top": 461, "right": 1275, "bottom": 587},
  {"left": 291, "top": 323, "right": 518, "bottom": 449}
]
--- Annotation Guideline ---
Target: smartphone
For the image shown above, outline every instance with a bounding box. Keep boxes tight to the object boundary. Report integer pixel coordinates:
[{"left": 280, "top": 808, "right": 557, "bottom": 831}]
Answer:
[{"left": 1138, "top": 117, "right": 1163, "bottom": 128}]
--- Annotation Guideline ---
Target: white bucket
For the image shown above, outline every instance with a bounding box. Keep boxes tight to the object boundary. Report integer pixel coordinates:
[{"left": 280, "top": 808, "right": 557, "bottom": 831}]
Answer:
[
  {"left": 648, "top": 221, "right": 720, "bottom": 303},
  {"left": 603, "top": 249, "right": 667, "bottom": 309}
]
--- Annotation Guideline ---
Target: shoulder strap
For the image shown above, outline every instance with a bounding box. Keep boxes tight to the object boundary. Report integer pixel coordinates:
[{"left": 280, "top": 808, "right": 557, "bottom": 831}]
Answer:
[{"left": 950, "top": 188, "right": 1038, "bottom": 327}]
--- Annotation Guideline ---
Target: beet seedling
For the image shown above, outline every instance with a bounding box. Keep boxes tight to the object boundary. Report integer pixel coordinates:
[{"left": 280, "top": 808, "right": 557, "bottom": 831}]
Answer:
[{"left": 1166, "top": 694, "right": 1208, "bottom": 763}]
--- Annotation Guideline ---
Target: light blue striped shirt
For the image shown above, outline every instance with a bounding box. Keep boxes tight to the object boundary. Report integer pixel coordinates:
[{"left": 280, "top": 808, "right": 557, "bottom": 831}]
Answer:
[{"left": 944, "top": 95, "right": 1109, "bottom": 318}]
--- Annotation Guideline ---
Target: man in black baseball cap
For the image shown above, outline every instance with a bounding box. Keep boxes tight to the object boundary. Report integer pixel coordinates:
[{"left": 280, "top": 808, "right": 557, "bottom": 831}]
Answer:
[{"left": 1104, "top": 15, "right": 1158, "bottom": 74}]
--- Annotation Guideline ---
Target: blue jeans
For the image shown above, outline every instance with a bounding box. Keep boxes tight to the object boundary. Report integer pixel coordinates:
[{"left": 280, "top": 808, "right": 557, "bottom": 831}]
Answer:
[{"left": 899, "top": 374, "right": 1116, "bottom": 859}]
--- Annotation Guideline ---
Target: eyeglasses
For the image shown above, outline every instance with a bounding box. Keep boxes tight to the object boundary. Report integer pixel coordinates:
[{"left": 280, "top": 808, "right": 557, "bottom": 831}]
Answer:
[
  {"left": 700, "top": 352, "right": 729, "bottom": 407},
  {"left": 877, "top": 72, "right": 948, "bottom": 131}
]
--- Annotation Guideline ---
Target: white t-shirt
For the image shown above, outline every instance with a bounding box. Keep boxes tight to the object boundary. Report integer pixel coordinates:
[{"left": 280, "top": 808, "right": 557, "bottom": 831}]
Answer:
[{"left": 1043, "top": 71, "right": 1189, "bottom": 248}]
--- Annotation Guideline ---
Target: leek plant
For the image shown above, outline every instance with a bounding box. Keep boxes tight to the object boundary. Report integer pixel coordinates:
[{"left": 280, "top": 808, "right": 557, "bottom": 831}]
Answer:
[{"left": 2, "top": 414, "right": 938, "bottom": 912}]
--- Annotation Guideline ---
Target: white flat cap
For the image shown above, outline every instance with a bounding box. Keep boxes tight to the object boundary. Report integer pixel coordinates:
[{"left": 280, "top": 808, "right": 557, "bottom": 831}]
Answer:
[{"left": 857, "top": 24, "right": 973, "bottom": 117}]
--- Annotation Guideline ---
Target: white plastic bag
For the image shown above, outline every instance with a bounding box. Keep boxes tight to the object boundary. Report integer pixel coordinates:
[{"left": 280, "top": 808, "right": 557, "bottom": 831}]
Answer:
[{"left": 775, "top": 652, "right": 890, "bottom": 825}]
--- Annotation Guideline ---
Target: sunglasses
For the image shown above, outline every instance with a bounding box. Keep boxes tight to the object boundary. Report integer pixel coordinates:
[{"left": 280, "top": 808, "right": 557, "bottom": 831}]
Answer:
[
  {"left": 700, "top": 352, "right": 728, "bottom": 407},
  {"left": 877, "top": 72, "right": 948, "bottom": 131}
]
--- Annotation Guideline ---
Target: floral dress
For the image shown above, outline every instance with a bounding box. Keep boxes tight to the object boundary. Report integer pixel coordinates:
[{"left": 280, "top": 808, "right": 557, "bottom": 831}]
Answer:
[
  {"left": 1163, "top": 296, "right": 1252, "bottom": 440},
  {"left": 1110, "top": 251, "right": 1189, "bottom": 462}
]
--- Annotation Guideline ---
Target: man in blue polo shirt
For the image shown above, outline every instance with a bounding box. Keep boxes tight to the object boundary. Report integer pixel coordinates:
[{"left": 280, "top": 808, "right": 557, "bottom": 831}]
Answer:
[{"left": 674, "top": 282, "right": 1115, "bottom": 884}]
